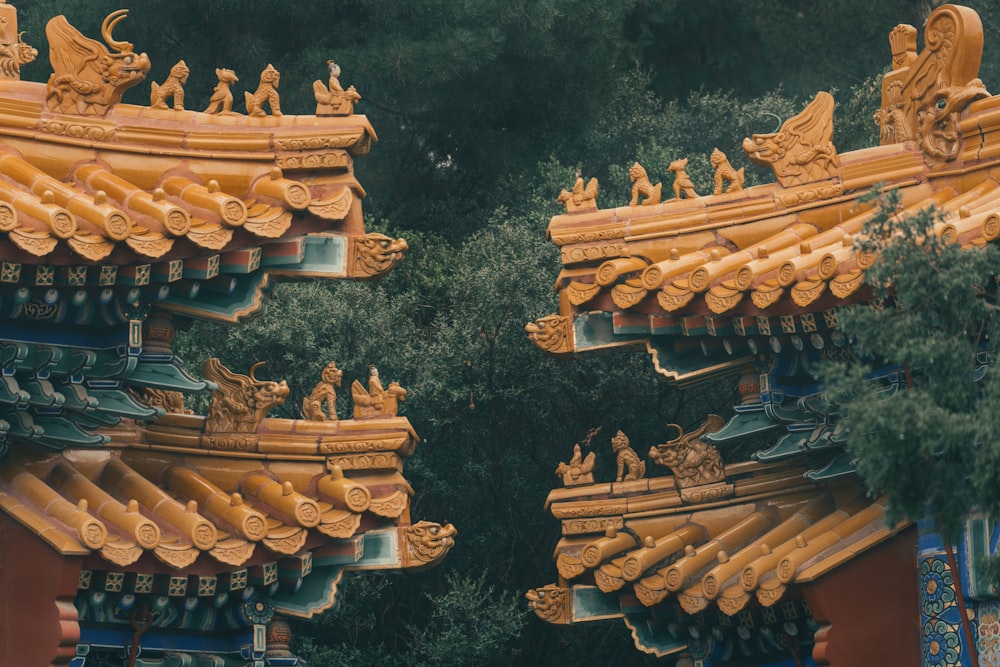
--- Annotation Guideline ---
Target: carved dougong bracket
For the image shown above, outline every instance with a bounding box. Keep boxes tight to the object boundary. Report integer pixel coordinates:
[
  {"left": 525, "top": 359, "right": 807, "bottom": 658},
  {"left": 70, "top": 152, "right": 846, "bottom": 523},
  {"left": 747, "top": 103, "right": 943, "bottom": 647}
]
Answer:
[{"left": 201, "top": 358, "right": 289, "bottom": 433}]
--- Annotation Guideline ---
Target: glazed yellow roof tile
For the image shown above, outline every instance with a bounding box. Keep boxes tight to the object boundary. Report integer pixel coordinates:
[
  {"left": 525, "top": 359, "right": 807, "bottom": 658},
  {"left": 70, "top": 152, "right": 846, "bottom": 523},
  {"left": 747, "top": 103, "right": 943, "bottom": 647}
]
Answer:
[
  {"left": 531, "top": 480, "right": 905, "bottom": 623},
  {"left": 534, "top": 6, "right": 1000, "bottom": 362},
  {"left": 0, "top": 406, "right": 434, "bottom": 571}
]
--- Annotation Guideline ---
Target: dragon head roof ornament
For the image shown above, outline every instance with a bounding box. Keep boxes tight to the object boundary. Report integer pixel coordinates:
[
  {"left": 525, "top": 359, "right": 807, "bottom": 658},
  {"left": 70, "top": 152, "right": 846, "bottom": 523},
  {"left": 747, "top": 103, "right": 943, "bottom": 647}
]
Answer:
[{"left": 45, "top": 9, "right": 151, "bottom": 115}]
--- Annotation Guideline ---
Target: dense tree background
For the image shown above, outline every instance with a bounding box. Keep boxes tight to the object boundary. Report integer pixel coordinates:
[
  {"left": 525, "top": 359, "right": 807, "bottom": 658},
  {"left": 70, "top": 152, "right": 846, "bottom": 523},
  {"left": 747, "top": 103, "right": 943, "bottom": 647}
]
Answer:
[{"left": 14, "top": 1, "right": 1000, "bottom": 664}]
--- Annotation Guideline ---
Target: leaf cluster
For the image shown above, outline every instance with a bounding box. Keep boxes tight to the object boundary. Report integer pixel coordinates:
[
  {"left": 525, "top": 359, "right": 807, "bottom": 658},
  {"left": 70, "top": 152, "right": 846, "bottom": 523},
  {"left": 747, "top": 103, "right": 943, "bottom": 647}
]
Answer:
[{"left": 821, "top": 190, "right": 1000, "bottom": 542}]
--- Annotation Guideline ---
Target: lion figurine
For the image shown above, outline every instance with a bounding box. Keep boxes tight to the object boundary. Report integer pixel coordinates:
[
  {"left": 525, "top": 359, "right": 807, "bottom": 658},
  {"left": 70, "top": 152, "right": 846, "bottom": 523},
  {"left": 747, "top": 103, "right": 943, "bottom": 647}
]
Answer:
[
  {"left": 245, "top": 64, "right": 281, "bottom": 117},
  {"left": 668, "top": 158, "right": 699, "bottom": 199},
  {"left": 150, "top": 60, "right": 189, "bottom": 110},
  {"left": 611, "top": 430, "right": 646, "bottom": 482},
  {"left": 710, "top": 148, "right": 745, "bottom": 195},
  {"left": 302, "top": 361, "right": 343, "bottom": 421},
  {"left": 629, "top": 162, "right": 662, "bottom": 206}
]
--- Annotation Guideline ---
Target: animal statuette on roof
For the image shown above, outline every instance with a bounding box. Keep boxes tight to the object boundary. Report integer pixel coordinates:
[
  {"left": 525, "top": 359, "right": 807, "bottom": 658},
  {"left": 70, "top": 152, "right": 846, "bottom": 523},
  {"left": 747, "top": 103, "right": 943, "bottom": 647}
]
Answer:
[
  {"left": 558, "top": 170, "right": 599, "bottom": 213},
  {"left": 629, "top": 162, "right": 662, "bottom": 206},
  {"left": 150, "top": 60, "right": 189, "bottom": 111},
  {"left": 204, "top": 68, "right": 239, "bottom": 115},
  {"left": 648, "top": 414, "right": 726, "bottom": 488},
  {"left": 245, "top": 63, "right": 282, "bottom": 117},
  {"left": 0, "top": 6, "right": 36, "bottom": 80},
  {"left": 611, "top": 430, "right": 646, "bottom": 482},
  {"left": 302, "top": 361, "right": 342, "bottom": 421},
  {"left": 742, "top": 92, "right": 840, "bottom": 187},
  {"left": 45, "top": 10, "right": 151, "bottom": 115},
  {"left": 668, "top": 158, "right": 699, "bottom": 199},
  {"left": 202, "top": 358, "right": 290, "bottom": 432},
  {"left": 314, "top": 60, "right": 361, "bottom": 116},
  {"left": 351, "top": 365, "right": 407, "bottom": 418},
  {"left": 711, "top": 148, "right": 745, "bottom": 195}
]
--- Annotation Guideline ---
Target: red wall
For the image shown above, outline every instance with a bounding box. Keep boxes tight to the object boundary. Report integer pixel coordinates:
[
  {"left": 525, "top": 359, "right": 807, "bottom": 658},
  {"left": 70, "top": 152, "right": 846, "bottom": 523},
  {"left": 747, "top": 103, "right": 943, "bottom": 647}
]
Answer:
[
  {"left": 804, "top": 526, "right": 920, "bottom": 667},
  {"left": 0, "top": 515, "right": 83, "bottom": 666}
]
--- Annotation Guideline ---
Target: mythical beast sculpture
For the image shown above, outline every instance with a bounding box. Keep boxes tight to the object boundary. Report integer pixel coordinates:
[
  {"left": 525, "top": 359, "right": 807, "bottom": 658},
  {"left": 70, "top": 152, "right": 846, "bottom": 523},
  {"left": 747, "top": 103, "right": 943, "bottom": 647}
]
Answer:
[
  {"left": 743, "top": 92, "right": 840, "bottom": 187},
  {"left": 202, "top": 358, "right": 290, "bottom": 433},
  {"left": 875, "top": 5, "right": 990, "bottom": 165},
  {"left": 352, "top": 233, "right": 409, "bottom": 277},
  {"left": 45, "top": 10, "right": 151, "bottom": 115},
  {"left": 403, "top": 521, "right": 457, "bottom": 567},
  {"left": 150, "top": 60, "right": 189, "bottom": 111},
  {"left": 0, "top": 7, "right": 36, "bottom": 80},
  {"left": 648, "top": 414, "right": 726, "bottom": 488}
]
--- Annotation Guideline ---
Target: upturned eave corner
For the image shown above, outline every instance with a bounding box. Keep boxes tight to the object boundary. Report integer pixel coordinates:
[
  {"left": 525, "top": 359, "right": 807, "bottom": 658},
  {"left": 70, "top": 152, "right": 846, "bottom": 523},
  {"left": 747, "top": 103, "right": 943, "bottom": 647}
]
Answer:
[
  {"left": 0, "top": 3, "right": 442, "bottom": 664},
  {"left": 526, "top": 3, "right": 998, "bottom": 663}
]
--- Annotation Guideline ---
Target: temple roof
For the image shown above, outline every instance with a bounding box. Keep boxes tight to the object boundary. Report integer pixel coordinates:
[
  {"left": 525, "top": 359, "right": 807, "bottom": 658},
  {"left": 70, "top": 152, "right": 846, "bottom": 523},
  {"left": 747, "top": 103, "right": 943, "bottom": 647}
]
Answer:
[
  {"left": 0, "top": 7, "right": 405, "bottom": 326},
  {"left": 529, "top": 453, "right": 905, "bottom": 657},
  {"left": 0, "top": 400, "right": 455, "bottom": 618},
  {"left": 528, "top": 4, "right": 999, "bottom": 384},
  {"left": 526, "top": 7, "right": 996, "bottom": 657}
]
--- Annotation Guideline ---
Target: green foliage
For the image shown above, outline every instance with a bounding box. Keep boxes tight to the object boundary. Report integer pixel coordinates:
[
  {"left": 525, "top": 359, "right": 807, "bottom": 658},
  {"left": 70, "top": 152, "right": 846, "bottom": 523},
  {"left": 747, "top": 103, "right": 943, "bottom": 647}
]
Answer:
[
  {"left": 820, "top": 190, "right": 1000, "bottom": 542},
  {"left": 27, "top": 0, "right": 993, "bottom": 661}
]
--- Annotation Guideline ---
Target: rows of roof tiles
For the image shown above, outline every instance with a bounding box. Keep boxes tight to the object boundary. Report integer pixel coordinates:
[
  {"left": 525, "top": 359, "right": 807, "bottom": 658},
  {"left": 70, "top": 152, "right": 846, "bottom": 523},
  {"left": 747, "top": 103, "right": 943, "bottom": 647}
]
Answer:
[
  {"left": 553, "top": 173, "right": 1000, "bottom": 320},
  {"left": 535, "top": 478, "right": 904, "bottom": 622},
  {"left": 0, "top": 443, "right": 411, "bottom": 570}
]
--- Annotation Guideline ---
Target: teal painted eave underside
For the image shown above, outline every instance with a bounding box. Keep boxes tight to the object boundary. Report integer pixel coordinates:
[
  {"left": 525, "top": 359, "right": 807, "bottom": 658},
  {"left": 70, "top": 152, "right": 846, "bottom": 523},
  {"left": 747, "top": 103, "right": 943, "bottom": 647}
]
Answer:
[
  {"left": 160, "top": 235, "right": 349, "bottom": 323},
  {"left": 0, "top": 338, "right": 211, "bottom": 451},
  {"left": 571, "top": 311, "right": 751, "bottom": 385}
]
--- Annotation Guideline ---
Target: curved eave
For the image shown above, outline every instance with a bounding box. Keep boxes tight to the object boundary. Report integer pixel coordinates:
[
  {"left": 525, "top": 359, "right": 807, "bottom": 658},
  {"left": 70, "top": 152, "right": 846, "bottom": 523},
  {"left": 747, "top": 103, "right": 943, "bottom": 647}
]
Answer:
[
  {"left": 531, "top": 471, "right": 905, "bottom": 658},
  {"left": 0, "top": 435, "right": 437, "bottom": 570},
  {"left": 534, "top": 95, "right": 1000, "bottom": 380}
]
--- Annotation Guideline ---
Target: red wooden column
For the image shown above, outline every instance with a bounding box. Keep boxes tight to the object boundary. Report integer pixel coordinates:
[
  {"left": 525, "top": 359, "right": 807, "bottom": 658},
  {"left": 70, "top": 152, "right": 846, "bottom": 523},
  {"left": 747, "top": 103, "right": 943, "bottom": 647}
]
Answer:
[
  {"left": 803, "top": 526, "right": 921, "bottom": 667},
  {"left": 0, "top": 515, "right": 83, "bottom": 666}
]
